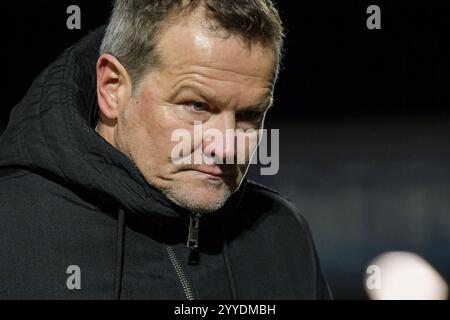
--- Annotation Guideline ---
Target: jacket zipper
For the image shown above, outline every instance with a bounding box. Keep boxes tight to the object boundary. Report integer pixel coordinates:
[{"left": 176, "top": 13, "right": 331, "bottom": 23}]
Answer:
[
  {"left": 166, "top": 245, "right": 195, "bottom": 300},
  {"left": 187, "top": 213, "right": 201, "bottom": 265},
  {"left": 165, "top": 213, "right": 202, "bottom": 300}
]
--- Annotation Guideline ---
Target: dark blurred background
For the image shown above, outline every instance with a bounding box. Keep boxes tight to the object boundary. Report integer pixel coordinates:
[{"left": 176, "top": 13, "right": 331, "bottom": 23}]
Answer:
[{"left": 2, "top": 0, "right": 450, "bottom": 299}]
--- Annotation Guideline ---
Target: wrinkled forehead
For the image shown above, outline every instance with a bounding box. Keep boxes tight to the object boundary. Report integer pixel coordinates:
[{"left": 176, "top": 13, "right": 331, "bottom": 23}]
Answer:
[{"left": 154, "top": 8, "right": 278, "bottom": 86}]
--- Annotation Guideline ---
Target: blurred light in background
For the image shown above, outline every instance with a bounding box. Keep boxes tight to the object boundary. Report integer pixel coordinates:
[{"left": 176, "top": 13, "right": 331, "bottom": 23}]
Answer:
[{"left": 365, "top": 251, "right": 448, "bottom": 300}]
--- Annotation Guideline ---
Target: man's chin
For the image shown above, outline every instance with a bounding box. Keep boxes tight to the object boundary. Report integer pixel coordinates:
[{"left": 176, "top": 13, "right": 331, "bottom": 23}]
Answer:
[
  {"left": 163, "top": 185, "right": 232, "bottom": 214},
  {"left": 142, "top": 170, "right": 239, "bottom": 214}
]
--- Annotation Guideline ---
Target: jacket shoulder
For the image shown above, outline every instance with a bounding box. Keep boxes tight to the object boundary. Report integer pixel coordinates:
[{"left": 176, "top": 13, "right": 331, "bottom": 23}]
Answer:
[
  {"left": 240, "top": 180, "right": 333, "bottom": 299},
  {"left": 0, "top": 168, "right": 56, "bottom": 218},
  {"left": 0, "top": 167, "right": 59, "bottom": 196},
  {"left": 244, "top": 179, "right": 309, "bottom": 228},
  {"left": 0, "top": 167, "right": 34, "bottom": 183},
  {"left": 0, "top": 167, "right": 101, "bottom": 214}
]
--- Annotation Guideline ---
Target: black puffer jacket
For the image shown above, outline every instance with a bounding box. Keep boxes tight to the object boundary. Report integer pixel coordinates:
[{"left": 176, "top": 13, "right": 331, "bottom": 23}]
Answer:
[{"left": 0, "top": 27, "right": 331, "bottom": 300}]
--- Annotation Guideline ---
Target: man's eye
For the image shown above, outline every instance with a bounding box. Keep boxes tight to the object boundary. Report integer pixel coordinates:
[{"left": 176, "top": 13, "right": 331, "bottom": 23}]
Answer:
[{"left": 186, "top": 102, "right": 208, "bottom": 112}]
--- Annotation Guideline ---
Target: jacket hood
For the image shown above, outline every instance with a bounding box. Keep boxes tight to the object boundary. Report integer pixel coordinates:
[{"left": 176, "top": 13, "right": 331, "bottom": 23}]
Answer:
[{"left": 0, "top": 26, "right": 246, "bottom": 219}]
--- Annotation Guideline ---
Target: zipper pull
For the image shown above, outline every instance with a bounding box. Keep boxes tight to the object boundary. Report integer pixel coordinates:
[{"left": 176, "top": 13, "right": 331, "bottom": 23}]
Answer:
[{"left": 187, "top": 214, "right": 201, "bottom": 265}]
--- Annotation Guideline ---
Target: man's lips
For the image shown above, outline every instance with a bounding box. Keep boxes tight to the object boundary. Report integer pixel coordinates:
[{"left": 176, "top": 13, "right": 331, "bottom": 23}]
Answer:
[
  {"left": 183, "top": 166, "right": 236, "bottom": 178},
  {"left": 193, "top": 167, "right": 225, "bottom": 177}
]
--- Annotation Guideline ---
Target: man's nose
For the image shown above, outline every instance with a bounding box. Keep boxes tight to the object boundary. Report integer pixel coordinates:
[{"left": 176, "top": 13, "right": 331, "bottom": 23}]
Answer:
[{"left": 203, "top": 112, "right": 236, "bottom": 163}]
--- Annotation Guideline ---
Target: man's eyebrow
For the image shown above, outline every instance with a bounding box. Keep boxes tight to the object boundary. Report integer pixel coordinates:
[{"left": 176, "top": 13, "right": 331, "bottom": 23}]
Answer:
[
  {"left": 171, "top": 85, "right": 211, "bottom": 103},
  {"left": 250, "top": 96, "right": 274, "bottom": 111},
  {"left": 171, "top": 85, "right": 273, "bottom": 110}
]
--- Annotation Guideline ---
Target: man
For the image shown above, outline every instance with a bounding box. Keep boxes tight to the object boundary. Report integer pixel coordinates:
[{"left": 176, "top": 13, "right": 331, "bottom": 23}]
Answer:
[{"left": 0, "top": 0, "right": 331, "bottom": 299}]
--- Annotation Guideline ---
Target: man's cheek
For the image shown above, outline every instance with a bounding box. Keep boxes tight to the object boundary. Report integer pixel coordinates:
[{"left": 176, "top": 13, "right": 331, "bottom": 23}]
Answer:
[
  {"left": 235, "top": 131, "right": 260, "bottom": 165},
  {"left": 168, "top": 125, "right": 194, "bottom": 165}
]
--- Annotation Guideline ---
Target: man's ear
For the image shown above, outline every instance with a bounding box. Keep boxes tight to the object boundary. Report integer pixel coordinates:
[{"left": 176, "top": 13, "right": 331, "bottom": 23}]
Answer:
[{"left": 96, "top": 54, "right": 132, "bottom": 122}]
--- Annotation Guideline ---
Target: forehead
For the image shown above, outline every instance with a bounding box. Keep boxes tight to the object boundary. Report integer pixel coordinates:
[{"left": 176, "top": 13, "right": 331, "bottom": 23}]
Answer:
[{"left": 155, "top": 9, "right": 278, "bottom": 87}]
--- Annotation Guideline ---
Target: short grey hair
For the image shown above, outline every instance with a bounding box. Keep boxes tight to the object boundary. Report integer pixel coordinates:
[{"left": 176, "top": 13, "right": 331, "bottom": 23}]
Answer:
[{"left": 100, "top": 0, "right": 285, "bottom": 92}]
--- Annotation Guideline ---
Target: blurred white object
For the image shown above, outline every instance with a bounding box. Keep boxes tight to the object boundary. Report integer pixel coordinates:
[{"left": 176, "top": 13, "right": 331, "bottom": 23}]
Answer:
[{"left": 365, "top": 251, "right": 449, "bottom": 300}]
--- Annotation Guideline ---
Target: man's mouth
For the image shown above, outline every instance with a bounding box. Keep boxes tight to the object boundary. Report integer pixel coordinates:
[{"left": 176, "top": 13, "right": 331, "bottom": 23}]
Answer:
[
  {"left": 193, "top": 167, "right": 226, "bottom": 177},
  {"left": 182, "top": 166, "right": 237, "bottom": 178}
]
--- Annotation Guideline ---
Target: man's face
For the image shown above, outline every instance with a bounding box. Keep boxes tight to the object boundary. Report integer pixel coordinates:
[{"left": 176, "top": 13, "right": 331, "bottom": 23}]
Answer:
[{"left": 115, "top": 11, "right": 277, "bottom": 214}]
